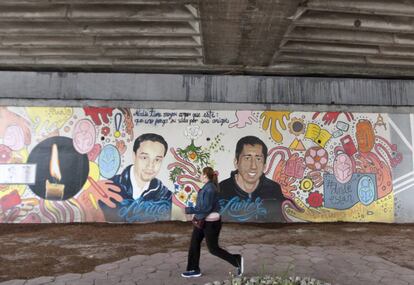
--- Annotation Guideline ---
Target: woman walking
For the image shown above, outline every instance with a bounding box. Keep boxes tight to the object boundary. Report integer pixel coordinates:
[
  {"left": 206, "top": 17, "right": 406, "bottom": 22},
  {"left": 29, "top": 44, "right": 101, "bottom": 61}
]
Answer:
[{"left": 181, "top": 167, "right": 244, "bottom": 278}]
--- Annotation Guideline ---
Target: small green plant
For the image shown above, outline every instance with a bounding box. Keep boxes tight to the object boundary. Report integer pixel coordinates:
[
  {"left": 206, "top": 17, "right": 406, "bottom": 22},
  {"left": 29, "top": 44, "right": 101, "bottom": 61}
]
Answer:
[
  {"left": 276, "top": 263, "right": 295, "bottom": 285},
  {"left": 213, "top": 262, "right": 330, "bottom": 285}
]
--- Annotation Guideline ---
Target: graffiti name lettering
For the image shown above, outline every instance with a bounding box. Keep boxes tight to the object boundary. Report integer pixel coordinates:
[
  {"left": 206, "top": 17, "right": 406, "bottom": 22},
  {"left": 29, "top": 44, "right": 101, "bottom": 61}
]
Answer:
[
  {"left": 219, "top": 197, "right": 267, "bottom": 222},
  {"left": 119, "top": 199, "right": 171, "bottom": 222}
]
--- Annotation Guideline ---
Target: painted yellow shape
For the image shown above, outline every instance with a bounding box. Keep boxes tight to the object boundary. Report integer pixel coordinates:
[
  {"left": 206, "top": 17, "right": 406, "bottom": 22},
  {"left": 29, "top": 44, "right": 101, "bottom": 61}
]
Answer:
[
  {"left": 286, "top": 194, "right": 394, "bottom": 223},
  {"left": 0, "top": 184, "right": 27, "bottom": 199},
  {"left": 88, "top": 193, "right": 98, "bottom": 210},
  {"left": 25, "top": 107, "right": 73, "bottom": 134},
  {"left": 260, "top": 111, "right": 291, "bottom": 143},
  {"left": 16, "top": 148, "right": 29, "bottom": 163},
  {"left": 22, "top": 198, "right": 39, "bottom": 206},
  {"left": 289, "top": 138, "right": 306, "bottom": 151},
  {"left": 44, "top": 200, "right": 60, "bottom": 218},
  {"left": 304, "top": 123, "right": 332, "bottom": 147},
  {"left": 82, "top": 161, "right": 100, "bottom": 190},
  {"left": 67, "top": 198, "right": 86, "bottom": 221}
]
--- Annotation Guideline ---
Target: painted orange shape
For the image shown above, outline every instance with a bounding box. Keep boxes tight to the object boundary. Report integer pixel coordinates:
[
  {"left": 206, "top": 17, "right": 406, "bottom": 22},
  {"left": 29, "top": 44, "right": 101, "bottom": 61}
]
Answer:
[{"left": 356, "top": 120, "right": 375, "bottom": 153}]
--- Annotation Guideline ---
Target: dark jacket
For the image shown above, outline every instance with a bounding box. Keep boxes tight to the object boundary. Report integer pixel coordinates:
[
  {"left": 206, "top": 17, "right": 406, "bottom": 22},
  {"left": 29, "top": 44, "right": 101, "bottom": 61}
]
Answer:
[
  {"left": 185, "top": 181, "right": 220, "bottom": 220},
  {"left": 99, "top": 165, "right": 172, "bottom": 222},
  {"left": 218, "top": 171, "right": 286, "bottom": 222}
]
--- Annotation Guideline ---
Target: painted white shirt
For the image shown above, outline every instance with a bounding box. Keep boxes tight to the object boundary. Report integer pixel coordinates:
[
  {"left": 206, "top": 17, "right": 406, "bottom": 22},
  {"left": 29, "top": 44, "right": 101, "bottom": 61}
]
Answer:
[{"left": 130, "top": 165, "right": 150, "bottom": 200}]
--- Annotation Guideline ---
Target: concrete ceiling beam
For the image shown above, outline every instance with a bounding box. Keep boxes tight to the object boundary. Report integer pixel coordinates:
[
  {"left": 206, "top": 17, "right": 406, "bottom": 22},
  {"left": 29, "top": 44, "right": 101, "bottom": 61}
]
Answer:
[
  {"left": 0, "top": 36, "right": 201, "bottom": 49},
  {"left": 267, "top": 62, "right": 414, "bottom": 77},
  {"left": 0, "top": 57, "right": 202, "bottom": 66},
  {"left": 0, "top": 48, "right": 101, "bottom": 57},
  {"left": 0, "top": 35, "right": 95, "bottom": 47},
  {"left": 394, "top": 34, "right": 414, "bottom": 46},
  {"left": 306, "top": 0, "right": 414, "bottom": 17},
  {"left": 277, "top": 53, "right": 414, "bottom": 68},
  {"left": 276, "top": 52, "right": 367, "bottom": 64},
  {"left": 103, "top": 47, "right": 202, "bottom": 58},
  {"left": 95, "top": 36, "right": 201, "bottom": 48},
  {"left": 279, "top": 41, "right": 380, "bottom": 56},
  {"left": 0, "top": 22, "right": 199, "bottom": 36},
  {"left": 367, "top": 57, "right": 414, "bottom": 66},
  {"left": 0, "top": 47, "right": 202, "bottom": 58},
  {"left": 199, "top": 0, "right": 246, "bottom": 65},
  {"left": 379, "top": 46, "right": 414, "bottom": 57},
  {"left": 1, "top": 59, "right": 414, "bottom": 78},
  {"left": 0, "top": 0, "right": 412, "bottom": 78},
  {"left": 3, "top": 0, "right": 198, "bottom": 4},
  {"left": 114, "top": 58, "right": 202, "bottom": 65},
  {"left": 236, "top": 0, "right": 301, "bottom": 66},
  {"left": 278, "top": 42, "right": 414, "bottom": 63},
  {"left": 68, "top": 4, "right": 198, "bottom": 21},
  {"left": 295, "top": 11, "right": 414, "bottom": 34},
  {"left": 285, "top": 27, "right": 395, "bottom": 45},
  {"left": 0, "top": 4, "right": 67, "bottom": 19}
]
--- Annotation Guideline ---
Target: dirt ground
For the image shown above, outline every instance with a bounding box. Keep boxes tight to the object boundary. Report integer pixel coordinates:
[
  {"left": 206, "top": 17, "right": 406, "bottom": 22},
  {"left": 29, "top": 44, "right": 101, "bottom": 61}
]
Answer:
[{"left": 0, "top": 222, "right": 413, "bottom": 282}]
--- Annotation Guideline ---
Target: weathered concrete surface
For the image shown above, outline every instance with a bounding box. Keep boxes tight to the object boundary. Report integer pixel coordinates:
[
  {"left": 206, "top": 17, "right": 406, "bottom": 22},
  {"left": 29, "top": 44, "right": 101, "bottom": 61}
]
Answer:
[
  {"left": 1, "top": 223, "right": 413, "bottom": 284},
  {"left": 2, "top": 1, "right": 414, "bottom": 77},
  {"left": 1, "top": 72, "right": 414, "bottom": 109},
  {"left": 2, "top": 244, "right": 413, "bottom": 285}
]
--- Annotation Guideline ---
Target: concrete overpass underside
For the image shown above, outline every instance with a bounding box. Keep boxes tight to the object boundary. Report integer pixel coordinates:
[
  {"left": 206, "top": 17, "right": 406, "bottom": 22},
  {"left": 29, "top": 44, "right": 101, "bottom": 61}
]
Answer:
[{"left": 0, "top": 0, "right": 414, "bottom": 80}]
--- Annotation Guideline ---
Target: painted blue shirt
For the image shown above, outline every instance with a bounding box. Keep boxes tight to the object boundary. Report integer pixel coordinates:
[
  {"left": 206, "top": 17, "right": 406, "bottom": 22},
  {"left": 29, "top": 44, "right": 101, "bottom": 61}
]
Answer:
[
  {"left": 99, "top": 165, "right": 172, "bottom": 222},
  {"left": 218, "top": 171, "right": 286, "bottom": 222}
]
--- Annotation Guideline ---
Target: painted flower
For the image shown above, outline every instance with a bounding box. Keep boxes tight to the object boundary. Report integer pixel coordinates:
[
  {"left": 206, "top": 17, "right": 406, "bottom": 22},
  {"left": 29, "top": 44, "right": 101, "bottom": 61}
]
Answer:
[
  {"left": 174, "top": 183, "right": 180, "bottom": 192},
  {"left": 177, "top": 192, "right": 187, "bottom": 202},
  {"left": 307, "top": 191, "right": 323, "bottom": 208},
  {"left": 184, "top": 125, "right": 202, "bottom": 141},
  {"left": 0, "top": 144, "right": 12, "bottom": 163},
  {"left": 101, "top": 126, "right": 110, "bottom": 136},
  {"left": 305, "top": 146, "right": 328, "bottom": 170},
  {"left": 190, "top": 194, "right": 197, "bottom": 205},
  {"left": 184, "top": 186, "right": 192, "bottom": 193},
  {"left": 187, "top": 151, "right": 197, "bottom": 161}
]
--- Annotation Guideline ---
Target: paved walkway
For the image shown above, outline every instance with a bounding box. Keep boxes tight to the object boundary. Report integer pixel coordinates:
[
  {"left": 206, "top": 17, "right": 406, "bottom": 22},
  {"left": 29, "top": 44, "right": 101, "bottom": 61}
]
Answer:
[{"left": 1, "top": 244, "right": 414, "bottom": 285}]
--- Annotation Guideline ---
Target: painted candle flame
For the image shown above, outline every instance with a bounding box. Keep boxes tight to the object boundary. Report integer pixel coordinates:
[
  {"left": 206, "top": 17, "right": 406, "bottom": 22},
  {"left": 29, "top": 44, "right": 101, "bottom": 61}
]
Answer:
[{"left": 49, "top": 144, "right": 62, "bottom": 181}]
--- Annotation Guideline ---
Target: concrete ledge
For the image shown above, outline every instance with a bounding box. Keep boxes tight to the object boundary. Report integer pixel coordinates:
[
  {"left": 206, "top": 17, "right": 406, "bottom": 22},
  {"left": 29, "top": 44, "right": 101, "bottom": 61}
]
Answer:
[{"left": 1, "top": 72, "right": 414, "bottom": 108}]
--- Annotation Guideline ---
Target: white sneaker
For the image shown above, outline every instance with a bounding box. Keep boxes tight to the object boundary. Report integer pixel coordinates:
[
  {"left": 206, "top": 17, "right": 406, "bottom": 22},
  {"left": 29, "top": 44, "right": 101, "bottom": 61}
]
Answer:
[
  {"left": 181, "top": 270, "right": 202, "bottom": 278},
  {"left": 236, "top": 255, "right": 244, "bottom": 276}
]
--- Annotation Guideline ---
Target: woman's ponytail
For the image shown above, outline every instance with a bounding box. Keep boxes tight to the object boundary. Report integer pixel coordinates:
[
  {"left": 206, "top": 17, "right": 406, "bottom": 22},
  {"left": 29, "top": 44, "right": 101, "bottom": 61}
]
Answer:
[{"left": 202, "top": 167, "right": 220, "bottom": 192}]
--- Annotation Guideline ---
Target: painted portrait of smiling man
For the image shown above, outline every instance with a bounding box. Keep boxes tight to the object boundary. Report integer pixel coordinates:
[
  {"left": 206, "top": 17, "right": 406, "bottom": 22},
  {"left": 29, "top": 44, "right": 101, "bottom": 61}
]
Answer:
[
  {"left": 100, "top": 133, "right": 172, "bottom": 222},
  {"left": 218, "top": 136, "right": 287, "bottom": 222}
]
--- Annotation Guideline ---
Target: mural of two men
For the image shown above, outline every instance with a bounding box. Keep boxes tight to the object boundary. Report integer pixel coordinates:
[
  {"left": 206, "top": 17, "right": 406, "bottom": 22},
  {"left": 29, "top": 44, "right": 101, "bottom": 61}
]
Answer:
[{"left": 100, "top": 134, "right": 287, "bottom": 223}]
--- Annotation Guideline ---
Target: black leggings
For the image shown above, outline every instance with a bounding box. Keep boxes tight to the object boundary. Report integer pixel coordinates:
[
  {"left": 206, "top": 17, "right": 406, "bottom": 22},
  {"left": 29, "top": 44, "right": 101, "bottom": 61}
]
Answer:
[{"left": 186, "top": 219, "right": 239, "bottom": 271}]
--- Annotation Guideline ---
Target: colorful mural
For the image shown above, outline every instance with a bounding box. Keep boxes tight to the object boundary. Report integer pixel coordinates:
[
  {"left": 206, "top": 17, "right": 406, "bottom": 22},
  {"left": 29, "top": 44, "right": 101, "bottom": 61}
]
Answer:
[{"left": 0, "top": 107, "right": 404, "bottom": 223}]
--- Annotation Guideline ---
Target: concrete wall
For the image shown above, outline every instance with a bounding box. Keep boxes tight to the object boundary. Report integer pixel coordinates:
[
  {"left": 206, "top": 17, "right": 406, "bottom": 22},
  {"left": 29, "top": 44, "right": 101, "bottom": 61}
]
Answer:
[{"left": 2, "top": 72, "right": 414, "bottom": 108}]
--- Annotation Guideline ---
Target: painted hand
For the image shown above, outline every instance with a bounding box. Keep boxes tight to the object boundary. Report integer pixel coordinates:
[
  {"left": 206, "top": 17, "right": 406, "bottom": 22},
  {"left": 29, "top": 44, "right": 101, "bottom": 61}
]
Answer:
[
  {"left": 260, "top": 111, "right": 291, "bottom": 143},
  {"left": 83, "top": 107, "right": 113, "bottom": 125},
  {"left": 83, "top": 179, "right": 123, "bottom": 208},
  {"left": 229, "top": 111, "right": 258, "bottom": 128},
  {"left": 312, "top": 112, "right": 354, "bottom": 125}
]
